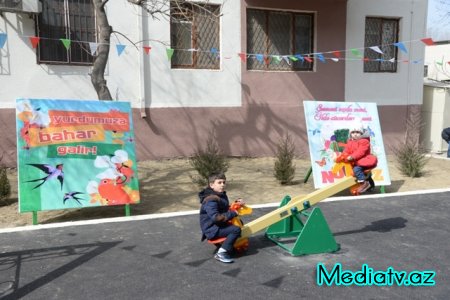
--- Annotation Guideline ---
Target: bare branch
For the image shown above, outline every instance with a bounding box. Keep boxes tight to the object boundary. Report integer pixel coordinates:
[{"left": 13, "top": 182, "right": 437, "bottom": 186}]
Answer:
[
  {"left": 101, "top": 0, "right": 109, "bottom": 10},
  {"left": 112, "top": 31, "right": 140, "bottom": 50}
]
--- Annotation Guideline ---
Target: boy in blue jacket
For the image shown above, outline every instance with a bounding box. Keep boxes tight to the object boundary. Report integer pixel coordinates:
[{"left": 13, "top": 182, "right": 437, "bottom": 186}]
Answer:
[{"left": 199, "top": 172, "right": 244, "bottom": 263}]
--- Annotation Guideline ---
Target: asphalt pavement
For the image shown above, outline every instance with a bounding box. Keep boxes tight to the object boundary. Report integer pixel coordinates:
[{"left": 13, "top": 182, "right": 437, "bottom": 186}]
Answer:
[{"left": 1, "top": 190, "right": 449, "bottom": 299}]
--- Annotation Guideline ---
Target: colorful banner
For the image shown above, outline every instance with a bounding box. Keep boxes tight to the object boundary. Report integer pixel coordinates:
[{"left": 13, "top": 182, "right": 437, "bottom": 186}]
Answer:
[
  {"left": 303, "top": 101, "right": 391, "bottom": 189},
  {"left": 16, "top": 99, "right": 140, "bottom": 213}
]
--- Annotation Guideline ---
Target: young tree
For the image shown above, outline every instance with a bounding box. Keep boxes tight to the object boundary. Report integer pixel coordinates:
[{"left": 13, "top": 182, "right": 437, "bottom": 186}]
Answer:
[
  {"left": 92, "top": 0, "right": 113, "bottom": 100},
  {"left": 91, "top": 0, "right": 218, "bottom": 100}
]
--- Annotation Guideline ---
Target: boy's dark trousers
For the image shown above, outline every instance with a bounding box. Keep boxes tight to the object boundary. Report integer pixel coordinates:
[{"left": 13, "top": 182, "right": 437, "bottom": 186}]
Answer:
[{"left": 216, "top": 225, "right": 241, "bottom": 252}]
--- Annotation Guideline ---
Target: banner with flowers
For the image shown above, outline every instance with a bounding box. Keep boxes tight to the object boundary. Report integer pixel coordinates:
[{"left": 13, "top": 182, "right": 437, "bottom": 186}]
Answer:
[
  {"left": 16, "top": 99, "right": 140, "bottom": 213},
  {"left": 303, "top": 100, "right": 391, "bottom": 189}
]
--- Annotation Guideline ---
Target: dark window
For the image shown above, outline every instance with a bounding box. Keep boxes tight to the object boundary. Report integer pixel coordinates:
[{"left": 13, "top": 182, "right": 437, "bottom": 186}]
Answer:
[
  {"left": 37, "top": 0, "right": 96, "bottom": 65},
  {"left": 364, "top": 17, "right": 399, "bottom": 72},
  {"left": 247, "top": 8, "right": 314, "bottom": 71},
  {"left": 170, "top": 1, "right": 220, "bottom": 69}
]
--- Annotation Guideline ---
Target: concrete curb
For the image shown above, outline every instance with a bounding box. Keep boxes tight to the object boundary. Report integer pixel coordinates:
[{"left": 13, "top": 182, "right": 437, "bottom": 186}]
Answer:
[{"left": 1, "top": 187, "right": 450, "bottom": 234}]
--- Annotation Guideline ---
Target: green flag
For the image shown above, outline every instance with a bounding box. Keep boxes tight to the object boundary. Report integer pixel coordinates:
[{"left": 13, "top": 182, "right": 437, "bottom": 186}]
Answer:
[{"left": 60, "top": 39, "right": 71, "bottom": 50}]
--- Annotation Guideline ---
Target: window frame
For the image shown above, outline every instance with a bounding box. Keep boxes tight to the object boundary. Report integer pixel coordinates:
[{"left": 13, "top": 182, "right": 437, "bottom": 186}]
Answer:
[
  {"left": 36, "top": 0, "right": 97, "bottom": 66},
  {"left": 170, "top": 1, "right": 221, "bottom": 70},
  {"left": 246, "top": 8, "right": 315, "bottom": 72},
  {"left": 363, "top": 17, "right": 400, "bottom": 73}
]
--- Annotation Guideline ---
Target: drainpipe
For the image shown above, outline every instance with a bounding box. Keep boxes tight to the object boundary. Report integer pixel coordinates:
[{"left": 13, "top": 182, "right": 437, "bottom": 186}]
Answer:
[{"left": 138, "top": 6, "right": 147, "bottom": 118}]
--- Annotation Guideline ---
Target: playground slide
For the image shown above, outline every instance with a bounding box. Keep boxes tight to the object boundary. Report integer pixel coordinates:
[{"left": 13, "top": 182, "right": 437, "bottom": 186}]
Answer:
[{"left": 240, "top": 176, "right": 356, "bottom": 238}]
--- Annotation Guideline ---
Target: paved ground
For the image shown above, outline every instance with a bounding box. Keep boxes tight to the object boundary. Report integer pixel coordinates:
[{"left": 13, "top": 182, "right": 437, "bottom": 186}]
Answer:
[{"left": 1, "top": 191, "right": 449, "bottom": 299}]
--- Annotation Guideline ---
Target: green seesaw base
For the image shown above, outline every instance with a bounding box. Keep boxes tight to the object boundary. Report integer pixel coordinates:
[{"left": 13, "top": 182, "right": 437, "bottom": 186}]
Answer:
[{"left": 265, "top": 196, "right": 339, "bottom": 256}]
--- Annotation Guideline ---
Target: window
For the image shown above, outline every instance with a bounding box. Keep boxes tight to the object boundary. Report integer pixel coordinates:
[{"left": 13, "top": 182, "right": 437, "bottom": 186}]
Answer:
[
  {"left": 37, "top": 0, "right": 96, "bottom": 65},
  {"left": 247, "top": 8, "right": 314, "bottom": 71},
  {"left": 364, "top": 17, "right": 399, "bottom": 72},
  {"left": 170, "top": 1, "right": 220, "bottom": 69}
]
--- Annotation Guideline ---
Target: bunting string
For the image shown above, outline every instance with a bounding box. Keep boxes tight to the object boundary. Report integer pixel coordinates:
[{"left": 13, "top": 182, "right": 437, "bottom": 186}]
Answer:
[{"left": 0, "top": 32, "right": 446, "bottom": 65}]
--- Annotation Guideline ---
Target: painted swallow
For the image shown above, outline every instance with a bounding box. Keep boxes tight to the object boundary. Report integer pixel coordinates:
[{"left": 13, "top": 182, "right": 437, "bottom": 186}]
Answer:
[
  {"left": 63, "top": 192, "right": 84, "bottom": 205},
  {"left": 26, "top": 163, "right": 64, "bottom": 190}
]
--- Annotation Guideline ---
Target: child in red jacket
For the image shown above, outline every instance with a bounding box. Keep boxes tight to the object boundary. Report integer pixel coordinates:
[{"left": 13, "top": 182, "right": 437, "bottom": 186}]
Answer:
[{"left": 337, "top": 126, "right": 377, "bottom": 192}]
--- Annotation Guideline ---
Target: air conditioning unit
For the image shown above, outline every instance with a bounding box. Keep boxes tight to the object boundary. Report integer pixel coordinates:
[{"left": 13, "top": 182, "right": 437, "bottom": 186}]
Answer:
[{"left": 0, "top": 0, "right": 41, "bottom": 13}]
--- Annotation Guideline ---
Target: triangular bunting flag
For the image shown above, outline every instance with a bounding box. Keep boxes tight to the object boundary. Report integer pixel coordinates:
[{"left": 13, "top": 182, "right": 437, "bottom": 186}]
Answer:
[
  {"left": 420, "top": 38, "right": 435, "bottom": 46},
  {"left": 143, "top": 46, "right": 152, "bottom": 54},
  {"left": 316, "top": 53, "right": 325, "bottom": 63},
  {"left": 351, "top": 48, "right": 363, "bottom": 58},
  {"left": 238, "top": 53, "right": 247, "bottom": 62},
  {"left": 89, "top": 42, "right": 98, "bottom": 55},
  {"left": 304, "top": 56, "right": 313, "bottom": 63},
  {"left": 0, "top": 33, "right": 7, "bottom": 49},
  {"left": 369, "top": 46, "right": 383, "bottom": 54},
  {"left": 255, "top": 54, "right": 264, "bottom": 62},
  {"left": 289, "top": 55, "right": 299, "bottom": 62},
  {"left": 29, "top": 36, "right": 40, "bottom": 48},
  {"left": 394, "top": 42, "right": 408, "bottom": 53},
  {"left": 295, "top": 54, "right": 304, "bottom": 62},
  {"left": 60, "top": 39, "right": 71, "bottom": 50},
  {"left": 331, "top": 51, "right": 341, "bottom": 58},
  {"left": 166, "top": 48, "right": 174, "bottom": 60},
  {"left": 363, "top": 57, "right": 370, "bottom": 62},
  {"left": 331, "top": 58, "right": 339, "bottom": 62},
  {"left": 389, "top": 58, "right": 395, "bottom": 63},
  {"left": 210, "top": 47, "right": 218, "bottom": 56},
  {"left": 282, "top": 56, "right": 291, "bottom": 65},
  {"left": 264, "top": 55, "right": 271, "bottom": 65},
  {"left": 116, "top": 44, "right": 126, "bottom": 56},
  {"left": 273, "top": 55, "right": 282, "bottom": 63}
]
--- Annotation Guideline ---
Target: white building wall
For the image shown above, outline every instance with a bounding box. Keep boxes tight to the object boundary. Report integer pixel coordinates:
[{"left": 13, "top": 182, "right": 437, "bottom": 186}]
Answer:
[
  {"left": 144, "top": 0, "right": 241, "bottom": 108},
  {"left": 345, "top": 0, "right": 428, "bottom": 106},
  {"left": 0, "top": 1, "right": 140, "bottom": 108},
  {"left": 0, "top": 0, "right": 240, "bottom": 109},
  {"left": 424, "top": 43, "right": 450, "bottom": 81}
]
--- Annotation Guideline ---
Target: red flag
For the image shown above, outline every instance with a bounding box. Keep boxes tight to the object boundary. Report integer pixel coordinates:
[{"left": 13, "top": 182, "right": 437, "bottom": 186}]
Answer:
[
  {"left": 421, "top": 38, "right": 435, "bottom": 46},
  {"left": 29, "top": 36, "right": 40, "bottom": 48},
  {"left": 143, "top": 46, "right": 152, "bottom": 54},
  {"left": 332, "top": 51, "right": 341, "bottom": 58},
  {"left": 304, "top": 56, "right": 313, "bottom": 63},
  {"left": 238, "top": 53, "right": 247, "bottom": 62}
]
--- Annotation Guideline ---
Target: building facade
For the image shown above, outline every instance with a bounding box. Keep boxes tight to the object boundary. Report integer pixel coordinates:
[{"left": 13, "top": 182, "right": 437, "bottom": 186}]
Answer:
[{"left": 0, "top": 0, "right": 428, "bottom": 167}]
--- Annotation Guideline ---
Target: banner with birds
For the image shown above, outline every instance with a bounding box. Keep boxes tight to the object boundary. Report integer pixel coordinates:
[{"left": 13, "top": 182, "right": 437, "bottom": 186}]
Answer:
[
  {"left": 16, "top": 98, "right": 140, "bottom": 213},
  {"left": 303, "top": 100, "right": 391, "bottom": 189}
]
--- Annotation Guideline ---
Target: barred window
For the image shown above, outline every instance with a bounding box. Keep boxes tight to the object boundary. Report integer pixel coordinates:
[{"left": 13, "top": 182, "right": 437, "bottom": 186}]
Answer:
[
  {"left": 37, "top": 0, "right": 96, "bottom": 65},
  {"left": 364, "top": 17, "right": 399, "bottom": 73},
  {"left": 247, "top": 8, "right": 314, "bottom": 71},
  {"left": 170, "top": 1, "right": 220, "bottom": 69}
]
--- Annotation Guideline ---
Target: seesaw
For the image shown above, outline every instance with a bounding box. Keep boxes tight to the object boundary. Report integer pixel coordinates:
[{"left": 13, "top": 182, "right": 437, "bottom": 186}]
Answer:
[{"left": 237, "top": 176, "right": 356, "bottom": 256}]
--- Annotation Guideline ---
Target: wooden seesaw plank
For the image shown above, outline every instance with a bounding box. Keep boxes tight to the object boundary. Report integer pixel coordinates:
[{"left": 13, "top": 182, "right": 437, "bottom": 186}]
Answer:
[{"left": 240, "top": 176, "right": 356, "bottom": 238}]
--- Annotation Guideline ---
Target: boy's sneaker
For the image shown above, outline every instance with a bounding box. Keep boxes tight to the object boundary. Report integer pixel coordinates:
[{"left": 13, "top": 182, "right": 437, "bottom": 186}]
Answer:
[{"left": 214, "top": 252, "right": 234, "bottom": 263}]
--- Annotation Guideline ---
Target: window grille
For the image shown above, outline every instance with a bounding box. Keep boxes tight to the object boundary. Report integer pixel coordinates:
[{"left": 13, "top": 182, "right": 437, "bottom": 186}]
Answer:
[
  {"left": 37, "top": 0, "right": 96, "bottom": 65},
  {"left": 364, "top": 17, "right": 399, "bottom": 72},
  {"left": 170, "top": 1, "right": 220, "bottom": 69},
  {"left": 247, "top": 8, "right": 314, "bottom": 71}
]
